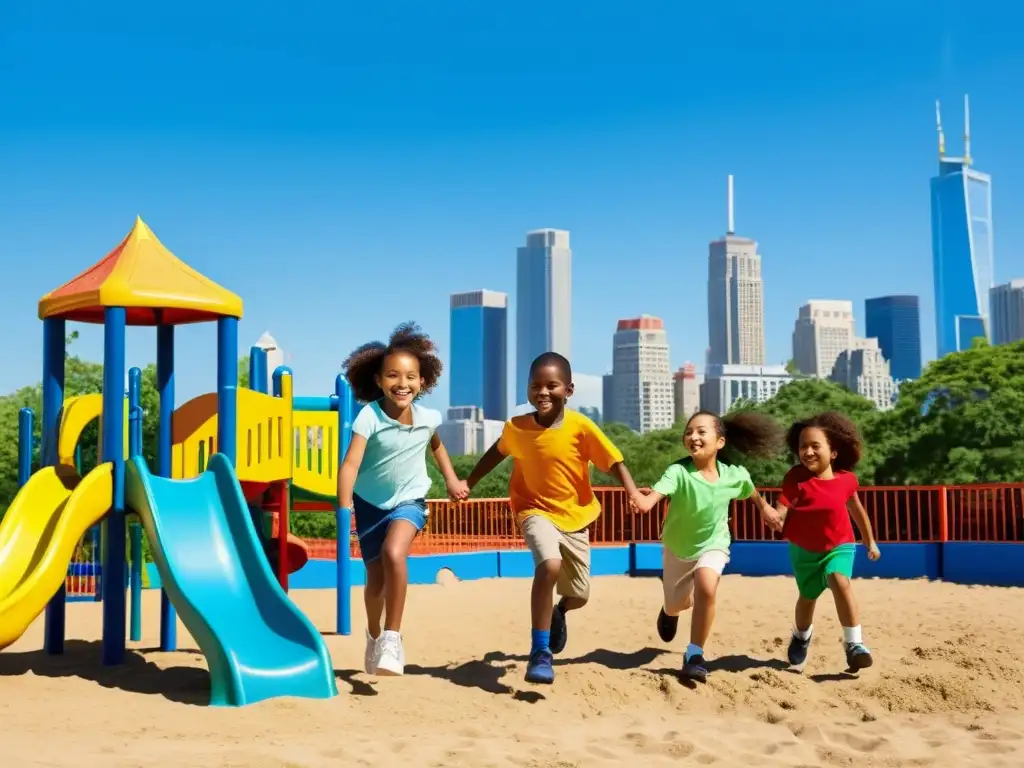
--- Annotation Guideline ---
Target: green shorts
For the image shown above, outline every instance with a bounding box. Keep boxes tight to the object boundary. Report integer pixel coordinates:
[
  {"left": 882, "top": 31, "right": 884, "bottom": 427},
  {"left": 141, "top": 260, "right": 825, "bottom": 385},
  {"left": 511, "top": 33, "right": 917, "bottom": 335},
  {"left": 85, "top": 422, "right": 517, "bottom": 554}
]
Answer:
[{"left": 788, "top": 543, "right": 856, "bottom": 600}]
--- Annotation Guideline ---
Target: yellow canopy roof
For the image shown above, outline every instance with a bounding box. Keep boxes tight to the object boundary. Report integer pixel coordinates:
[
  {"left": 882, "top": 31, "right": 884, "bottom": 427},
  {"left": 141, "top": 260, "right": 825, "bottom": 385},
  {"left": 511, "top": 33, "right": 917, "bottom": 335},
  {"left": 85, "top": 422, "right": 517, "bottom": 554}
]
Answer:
[{"left": 38, "top": 217, "right": 244, "bottom": 325}]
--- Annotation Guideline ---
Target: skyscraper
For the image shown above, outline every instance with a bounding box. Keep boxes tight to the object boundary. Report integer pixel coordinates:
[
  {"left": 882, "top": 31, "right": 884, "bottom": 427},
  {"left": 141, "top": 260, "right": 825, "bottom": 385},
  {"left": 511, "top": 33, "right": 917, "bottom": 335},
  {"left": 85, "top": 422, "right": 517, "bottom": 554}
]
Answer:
[
  {"left": 791, "top": 300, "right": 856, "bottom": 378},
  {"left": 990, "top": 279, "right": 1024, "bottom": 345},
  {"left": 931, "top": 96, "right": 995, "bottom": 357},
  {"left": 449, "top": 290, "right": 508, "bottom": 421},
  {"left": 610, "top": 315, "right": 674, "bottom": 434},
  {"left": 707, "top": 175, "right": 765, "bottom": 366},
  {"left": 516, "top": 229, "right": 572, "bottom": 401},
  {"left": 865, "top": 295, "right": 922, "bottom": 380}
]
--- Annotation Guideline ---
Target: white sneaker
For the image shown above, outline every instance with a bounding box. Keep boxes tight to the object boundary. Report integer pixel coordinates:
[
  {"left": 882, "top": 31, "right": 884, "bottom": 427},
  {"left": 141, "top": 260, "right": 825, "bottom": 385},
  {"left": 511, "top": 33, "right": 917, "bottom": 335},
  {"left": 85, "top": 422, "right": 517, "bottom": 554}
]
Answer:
[
  {"left": 376, "top": 630, "right": 405, "bottom": 676},
  {"left": 364, "top": 630, "right": 380, "bottom": 675}
]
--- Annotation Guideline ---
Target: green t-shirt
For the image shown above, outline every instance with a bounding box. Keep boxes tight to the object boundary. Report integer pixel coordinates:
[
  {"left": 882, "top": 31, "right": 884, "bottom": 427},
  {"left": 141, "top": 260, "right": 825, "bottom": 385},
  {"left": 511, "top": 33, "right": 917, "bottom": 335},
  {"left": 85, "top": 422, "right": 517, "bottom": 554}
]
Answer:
[{"left": 652, "top": 460, "right": 755, "bottom": 560}]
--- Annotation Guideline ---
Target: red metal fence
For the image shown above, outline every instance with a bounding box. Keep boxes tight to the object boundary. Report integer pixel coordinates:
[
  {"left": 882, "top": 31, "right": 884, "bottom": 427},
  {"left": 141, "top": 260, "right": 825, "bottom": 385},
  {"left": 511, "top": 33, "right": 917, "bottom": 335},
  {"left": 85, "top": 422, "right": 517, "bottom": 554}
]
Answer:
[{"left": 299, "top": 484, "right": 1024, "bottom": 559}]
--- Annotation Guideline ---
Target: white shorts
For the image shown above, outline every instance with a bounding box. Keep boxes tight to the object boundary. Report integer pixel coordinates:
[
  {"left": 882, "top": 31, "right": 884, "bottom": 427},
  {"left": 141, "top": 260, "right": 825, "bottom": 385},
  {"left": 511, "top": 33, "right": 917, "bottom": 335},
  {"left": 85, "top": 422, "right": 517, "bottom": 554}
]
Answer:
[{"left": 662, "top": 548, "right": 730, "bottom": 615}]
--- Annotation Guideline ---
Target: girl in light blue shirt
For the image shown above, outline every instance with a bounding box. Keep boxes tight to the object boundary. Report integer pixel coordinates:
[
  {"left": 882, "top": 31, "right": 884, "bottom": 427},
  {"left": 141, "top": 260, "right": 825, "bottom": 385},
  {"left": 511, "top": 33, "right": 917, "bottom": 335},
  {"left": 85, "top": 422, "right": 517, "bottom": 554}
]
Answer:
[{"left": 337, "top": 322, "right": 468, "bottom": 677}]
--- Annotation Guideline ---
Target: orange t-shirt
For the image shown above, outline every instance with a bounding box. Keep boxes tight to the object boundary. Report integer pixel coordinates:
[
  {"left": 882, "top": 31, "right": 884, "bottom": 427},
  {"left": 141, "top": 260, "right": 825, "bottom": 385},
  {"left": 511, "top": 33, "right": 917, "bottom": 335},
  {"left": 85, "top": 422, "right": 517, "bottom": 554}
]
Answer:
[{"left": 497, "top": 409, "right": 624, "bottom": 533}]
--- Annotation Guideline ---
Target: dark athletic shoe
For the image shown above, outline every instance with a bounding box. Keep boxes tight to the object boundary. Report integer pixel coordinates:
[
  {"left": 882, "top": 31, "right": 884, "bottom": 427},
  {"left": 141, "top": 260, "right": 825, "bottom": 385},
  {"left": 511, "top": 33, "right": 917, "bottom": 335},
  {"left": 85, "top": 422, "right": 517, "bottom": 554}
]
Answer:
[
  {"left": 846, "top": 642, "right": 874, "bottom": 671},
  {"left": 787, "top": 630, "right": 812, "bottom": 671},
  {"left": 525, "top": 649, "right": 555, "bottom": 684},
  {"left": 657, "top": 608, "right": 679, "bottom": 643},
  {"left": 549, "top": 604, "right": 568, "bottom": 654},
  {"left": 681, "top": 653, "right": 709, "bottom": 683}
]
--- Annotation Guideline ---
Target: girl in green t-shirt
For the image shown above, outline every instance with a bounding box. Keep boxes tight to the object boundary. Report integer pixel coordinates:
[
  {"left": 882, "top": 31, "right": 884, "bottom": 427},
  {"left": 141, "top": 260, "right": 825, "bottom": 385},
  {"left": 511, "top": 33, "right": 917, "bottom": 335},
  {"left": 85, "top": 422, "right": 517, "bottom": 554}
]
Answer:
[{"left": 630, "top": 411, "right": 783, "bottom": 683}]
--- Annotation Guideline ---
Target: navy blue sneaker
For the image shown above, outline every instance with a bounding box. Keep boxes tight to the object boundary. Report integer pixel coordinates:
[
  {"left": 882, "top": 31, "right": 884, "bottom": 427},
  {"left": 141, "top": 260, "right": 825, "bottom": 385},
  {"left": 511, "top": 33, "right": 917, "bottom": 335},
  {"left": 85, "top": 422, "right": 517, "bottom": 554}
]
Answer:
[
  {"left": 525, "top": 649, "right": 554, "bottom": 684},
  {"left": 788, "top": 631, "right": 812, "bottom": 671},
  {"left": 846, "top": 642, "right": 873, "bottom": 671},
  {"left": 549, "top": 604, "right": 568, "bottom": 654},
  {"left": 657, "top": 608, "right": 679, "bottom": 643},
  {"left": 681, "top": 653, "right": 708, "bottom": 683}
]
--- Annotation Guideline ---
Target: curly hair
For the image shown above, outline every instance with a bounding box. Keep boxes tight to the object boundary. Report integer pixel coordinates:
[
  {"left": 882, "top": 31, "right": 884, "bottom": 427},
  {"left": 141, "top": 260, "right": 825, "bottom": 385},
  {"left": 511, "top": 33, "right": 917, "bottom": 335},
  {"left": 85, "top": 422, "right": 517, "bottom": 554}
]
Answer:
[
  {"left": 686, "top": 410, "right": 784, "bottom": 459},
  {"left": 342, "top": 322, "right": 443, "bottom": 403},
  {"left": 786, "top": 411, "right": 863, "bottom": 472}
]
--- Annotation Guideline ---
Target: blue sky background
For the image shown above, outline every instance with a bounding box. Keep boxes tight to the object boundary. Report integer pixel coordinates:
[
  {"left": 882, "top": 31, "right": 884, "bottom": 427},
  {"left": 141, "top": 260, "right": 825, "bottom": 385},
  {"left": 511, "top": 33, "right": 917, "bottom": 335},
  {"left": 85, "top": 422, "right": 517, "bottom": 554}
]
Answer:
[{"left": 1, "top": 1, "right": 1022, "bottom": 412}]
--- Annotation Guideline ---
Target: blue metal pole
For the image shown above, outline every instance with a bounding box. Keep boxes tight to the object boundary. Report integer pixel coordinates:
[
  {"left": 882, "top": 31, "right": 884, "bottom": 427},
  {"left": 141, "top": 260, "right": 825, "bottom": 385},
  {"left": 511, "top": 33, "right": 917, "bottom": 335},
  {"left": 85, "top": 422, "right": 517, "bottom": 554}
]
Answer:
[
  {"left": 41, "top": 318, "right": 66, "bottom": 655},
  {"left": 335, "top": 374, "right": 354, "bottom": 636},
  {"left": 156, "top": 323, "right": 177, "bottom": 651},
  {"left": 248, "top": 347, "right": 260, "bottom": 393},
  {"left": 101, "top": 307, "right": 127, "bottom": 666},
  {"left": 128, "top": 367, "right": 143, "bottom": 643},
  {"left": 18, "top": 408, "right": 33, "bottom": 487},
  {"left": 255, "top": 347, "right": 268, "bottom": 394},
  {"left": 217, "top": 317, "right": 238, "bottom": 465}
]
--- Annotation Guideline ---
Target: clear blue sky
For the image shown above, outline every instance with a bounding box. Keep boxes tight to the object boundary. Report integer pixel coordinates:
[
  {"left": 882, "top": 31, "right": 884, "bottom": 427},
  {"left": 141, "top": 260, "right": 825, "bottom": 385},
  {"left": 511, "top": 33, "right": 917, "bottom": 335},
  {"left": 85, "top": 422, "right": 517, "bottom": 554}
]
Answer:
[{"left": 1, "top": 1, "right": 1022, "bottom": 412}]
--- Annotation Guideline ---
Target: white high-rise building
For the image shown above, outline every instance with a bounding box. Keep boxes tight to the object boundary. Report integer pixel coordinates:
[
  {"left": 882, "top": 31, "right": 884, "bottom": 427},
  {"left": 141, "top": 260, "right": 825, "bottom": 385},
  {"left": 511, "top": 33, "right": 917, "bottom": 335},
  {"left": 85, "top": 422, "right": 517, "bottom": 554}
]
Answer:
[
  {"left": 435, "top": 406, "right": 504, "bottom": 457},
  {"left": 830, "top": 338, "right": 896, "bottom": 410},
  {"left": 610, "top": 315, "right": 673, "bottom": 434},
  {"left": 990, "top": 279, "right": 1024, "bottom": 345},
  {"left": 673, "top": 363, "right": 702, "bottom": 423},
  {"left": 516, "top": 229, "right": 572, "bottom": 403},
  {"left": 792, "top": 300, "right": 856, "bottom": 378},
  {"left": 707, "top": 176, "right": 766, "bottom": 366},
  {"left": 700, "top": 364, "right": 794, "bottom": 415}
]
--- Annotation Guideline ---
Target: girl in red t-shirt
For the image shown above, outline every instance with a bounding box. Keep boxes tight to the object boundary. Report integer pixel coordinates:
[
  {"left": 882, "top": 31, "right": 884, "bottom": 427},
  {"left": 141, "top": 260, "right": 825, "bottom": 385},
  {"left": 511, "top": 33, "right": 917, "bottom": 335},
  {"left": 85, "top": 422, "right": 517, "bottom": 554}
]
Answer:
[{"left": 775, "top": 412, "right": 881, "bottom": 673}]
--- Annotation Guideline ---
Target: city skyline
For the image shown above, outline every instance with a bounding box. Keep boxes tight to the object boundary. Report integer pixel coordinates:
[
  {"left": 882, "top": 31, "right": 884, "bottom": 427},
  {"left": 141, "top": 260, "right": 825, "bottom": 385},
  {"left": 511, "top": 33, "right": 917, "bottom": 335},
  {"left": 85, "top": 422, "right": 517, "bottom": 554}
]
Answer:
[{"left": 2, "top": 5, "right": 1024, "bottom": 413}]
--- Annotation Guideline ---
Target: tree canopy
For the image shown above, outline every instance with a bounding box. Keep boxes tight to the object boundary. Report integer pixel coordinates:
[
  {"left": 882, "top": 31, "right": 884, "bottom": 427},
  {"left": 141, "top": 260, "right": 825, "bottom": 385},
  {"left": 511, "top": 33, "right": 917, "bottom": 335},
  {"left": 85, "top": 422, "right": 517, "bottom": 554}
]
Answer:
[
  {"left": 422, "top": 340, "right": 1024, "bottom": 496},
  {"left": 2, "top": 338, "right": 1022, "bottom": 519}
]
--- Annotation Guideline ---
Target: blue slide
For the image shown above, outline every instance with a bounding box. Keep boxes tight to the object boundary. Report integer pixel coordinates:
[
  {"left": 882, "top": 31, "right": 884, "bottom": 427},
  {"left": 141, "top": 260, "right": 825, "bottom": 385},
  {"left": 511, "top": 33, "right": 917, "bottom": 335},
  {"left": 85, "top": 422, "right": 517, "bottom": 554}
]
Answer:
[{"left": 125, "top": 454, "right": 338, "bottom": 707}]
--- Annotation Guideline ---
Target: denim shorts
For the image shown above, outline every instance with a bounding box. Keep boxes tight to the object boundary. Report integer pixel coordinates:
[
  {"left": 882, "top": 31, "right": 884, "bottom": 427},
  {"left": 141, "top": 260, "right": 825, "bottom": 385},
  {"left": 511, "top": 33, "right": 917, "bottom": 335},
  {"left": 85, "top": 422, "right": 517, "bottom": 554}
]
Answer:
[{"left": 353, "top": 494, "right": 428, "bottom": 563}]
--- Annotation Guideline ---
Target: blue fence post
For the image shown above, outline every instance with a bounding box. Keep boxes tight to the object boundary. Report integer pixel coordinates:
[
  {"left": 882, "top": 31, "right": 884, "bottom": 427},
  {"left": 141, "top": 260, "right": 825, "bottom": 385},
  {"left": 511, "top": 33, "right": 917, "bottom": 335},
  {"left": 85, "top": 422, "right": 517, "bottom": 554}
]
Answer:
[
  {"left": 335, "top": 374, "right": 354, "bottom": 636},
  {"left": 128, "top": 367, "right": 143, "bottom": 643}
]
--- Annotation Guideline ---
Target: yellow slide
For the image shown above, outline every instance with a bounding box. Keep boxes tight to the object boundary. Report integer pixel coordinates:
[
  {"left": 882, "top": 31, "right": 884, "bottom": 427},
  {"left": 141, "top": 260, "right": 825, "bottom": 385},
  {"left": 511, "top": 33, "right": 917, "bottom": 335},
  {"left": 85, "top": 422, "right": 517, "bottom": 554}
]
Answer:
[{"left": 0, "top": 463, "right": 113, "bottom": 650}]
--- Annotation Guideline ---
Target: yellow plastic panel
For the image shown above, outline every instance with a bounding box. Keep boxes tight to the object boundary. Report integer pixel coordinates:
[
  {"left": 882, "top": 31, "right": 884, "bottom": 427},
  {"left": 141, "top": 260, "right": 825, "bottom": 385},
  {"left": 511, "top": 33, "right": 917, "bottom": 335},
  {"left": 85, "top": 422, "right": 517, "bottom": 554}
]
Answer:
[
  {"left": 172, "top": 390, "right": 291, "bottom": 483},
  {"left": 291, "top": 409, "right": 338, "bottom": 498}
]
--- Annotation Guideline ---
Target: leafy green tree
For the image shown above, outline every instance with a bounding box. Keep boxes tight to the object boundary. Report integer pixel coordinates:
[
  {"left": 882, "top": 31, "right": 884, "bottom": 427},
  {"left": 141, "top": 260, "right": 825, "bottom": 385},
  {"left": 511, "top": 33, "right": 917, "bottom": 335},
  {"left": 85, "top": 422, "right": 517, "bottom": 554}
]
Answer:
[{"left": 874, "top": 340, "right": 1024, "bottom": 485}]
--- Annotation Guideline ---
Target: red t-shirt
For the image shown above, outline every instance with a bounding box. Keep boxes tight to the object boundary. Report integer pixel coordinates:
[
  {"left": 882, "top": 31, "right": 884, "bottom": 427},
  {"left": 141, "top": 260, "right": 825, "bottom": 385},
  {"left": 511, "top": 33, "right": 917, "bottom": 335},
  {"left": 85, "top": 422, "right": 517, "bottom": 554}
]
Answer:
[{"left": 778, "top": 465, "right": 859, "bottom": 552}]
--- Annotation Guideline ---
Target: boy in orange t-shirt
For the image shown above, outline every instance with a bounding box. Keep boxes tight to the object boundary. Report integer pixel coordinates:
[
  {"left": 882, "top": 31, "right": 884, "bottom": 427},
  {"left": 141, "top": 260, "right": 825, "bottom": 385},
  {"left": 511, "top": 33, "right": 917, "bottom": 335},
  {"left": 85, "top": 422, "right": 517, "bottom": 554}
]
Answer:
[{"left": 466, "top": 352, "right": 639, "bottom": 684}]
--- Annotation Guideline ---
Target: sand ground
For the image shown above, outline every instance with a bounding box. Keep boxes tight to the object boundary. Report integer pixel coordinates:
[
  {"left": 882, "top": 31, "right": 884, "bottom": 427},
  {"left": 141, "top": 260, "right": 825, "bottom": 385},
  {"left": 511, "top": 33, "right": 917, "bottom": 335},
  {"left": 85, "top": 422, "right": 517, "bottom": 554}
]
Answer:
[{"left": 1, "top": 574, "right": 1023, "bottom": 767}]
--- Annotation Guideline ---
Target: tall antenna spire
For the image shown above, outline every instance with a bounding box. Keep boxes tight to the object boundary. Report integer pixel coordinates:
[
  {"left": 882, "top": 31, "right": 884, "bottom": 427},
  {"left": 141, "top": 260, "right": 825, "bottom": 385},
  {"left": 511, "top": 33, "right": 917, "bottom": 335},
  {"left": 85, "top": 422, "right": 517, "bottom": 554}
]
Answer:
[
  {"left": 727, "top": 174, "right": 735, "bottom": 235},
  {"left": 935, "top": 99, "right": 946, "bottom": 157},
  {"left": 963, "top": 93, "right": 971, "bottom": 166}
]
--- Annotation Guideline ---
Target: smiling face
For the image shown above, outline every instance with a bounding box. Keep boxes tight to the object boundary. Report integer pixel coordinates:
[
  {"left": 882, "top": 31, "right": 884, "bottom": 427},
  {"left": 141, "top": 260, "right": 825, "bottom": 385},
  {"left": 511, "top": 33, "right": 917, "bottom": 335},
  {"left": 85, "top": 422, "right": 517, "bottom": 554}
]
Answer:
[
  {"left": 375, "top": 351, "right": 423, "bottom": 410},
  {"left": 798, "top": 426, "right": 836, "bottom": 475},
  {"left": 684, "top": 413, "right": 726, "bottom": 463},
  {"left": 527, "top": 363, "right": 572, "bottom": 419}
]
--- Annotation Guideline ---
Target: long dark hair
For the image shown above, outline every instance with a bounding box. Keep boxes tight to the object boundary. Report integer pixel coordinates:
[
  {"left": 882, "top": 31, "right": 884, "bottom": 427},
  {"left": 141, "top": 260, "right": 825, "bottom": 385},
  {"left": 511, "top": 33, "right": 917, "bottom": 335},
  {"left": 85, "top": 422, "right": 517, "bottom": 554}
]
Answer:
[{"left": 687, "top": 410, "right": 784, "bottom": 459}]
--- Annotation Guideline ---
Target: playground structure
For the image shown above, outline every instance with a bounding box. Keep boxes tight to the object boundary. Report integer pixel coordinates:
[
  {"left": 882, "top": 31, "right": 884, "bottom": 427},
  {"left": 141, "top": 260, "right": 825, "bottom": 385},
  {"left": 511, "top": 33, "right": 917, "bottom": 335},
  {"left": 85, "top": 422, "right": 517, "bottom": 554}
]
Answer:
[{"left": 0, "top": 217, "right": 358, "bottom": 706}]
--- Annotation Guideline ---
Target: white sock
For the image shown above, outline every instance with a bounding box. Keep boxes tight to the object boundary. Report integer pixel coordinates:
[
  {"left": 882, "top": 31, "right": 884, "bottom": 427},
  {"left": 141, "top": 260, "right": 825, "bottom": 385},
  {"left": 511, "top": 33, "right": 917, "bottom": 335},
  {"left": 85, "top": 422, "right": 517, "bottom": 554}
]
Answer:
[
  {"left": 793, "top": 624, "right": 813, "bottom": 641},
  {"left": 843, "top": 625, "right": 862, "bottom": 644}
]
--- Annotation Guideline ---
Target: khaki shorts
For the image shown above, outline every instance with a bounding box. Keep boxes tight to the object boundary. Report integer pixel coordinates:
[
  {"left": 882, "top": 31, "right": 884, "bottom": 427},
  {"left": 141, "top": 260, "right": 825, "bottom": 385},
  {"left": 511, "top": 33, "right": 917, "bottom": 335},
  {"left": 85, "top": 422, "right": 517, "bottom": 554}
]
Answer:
[
  {"left": 662, "top": 548, "right": 730, "bottom": 615},
  {"left": 521, "top": 514, "right": 591, "bottom": 601}
]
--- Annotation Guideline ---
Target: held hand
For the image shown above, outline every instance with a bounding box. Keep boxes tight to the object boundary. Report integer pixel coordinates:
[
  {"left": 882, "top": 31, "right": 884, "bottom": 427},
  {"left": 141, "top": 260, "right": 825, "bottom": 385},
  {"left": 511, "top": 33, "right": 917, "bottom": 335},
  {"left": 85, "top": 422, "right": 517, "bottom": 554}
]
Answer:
[
  {"left": 867, "top": 542, "right": 881, "bottom": 561},
  {"left": 629, "top": 490, "right": 652, "bottom": 514},
  {"left": 759, "top": 506, "right": 783, "bottom": 533},
  {"left": 447, "top": 479, "right": 470, "bottom": 502}
]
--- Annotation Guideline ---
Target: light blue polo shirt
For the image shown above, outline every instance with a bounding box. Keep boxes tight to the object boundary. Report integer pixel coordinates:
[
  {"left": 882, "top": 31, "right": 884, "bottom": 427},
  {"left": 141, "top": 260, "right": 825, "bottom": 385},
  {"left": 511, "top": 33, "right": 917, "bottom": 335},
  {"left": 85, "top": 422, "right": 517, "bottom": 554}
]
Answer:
[{"left": 352, "top": 400, "right": 442, "bottom": 510}]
